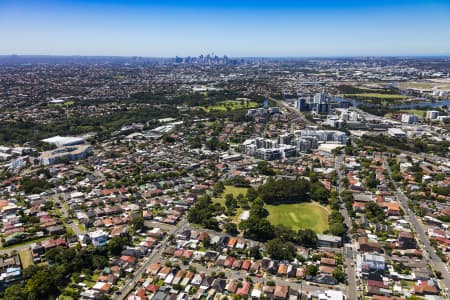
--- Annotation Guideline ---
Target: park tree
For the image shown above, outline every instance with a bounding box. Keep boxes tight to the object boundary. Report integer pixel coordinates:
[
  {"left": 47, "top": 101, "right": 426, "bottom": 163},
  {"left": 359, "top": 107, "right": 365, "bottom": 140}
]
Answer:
[
  {"left": 266, "top": 238, "right": 296, "bottom": 260},
  {"left": 249, "top": 199, "right": 269, "bottom": 218},
  {"left": 258, "top": 177, "right": 310, "bottom": 204},
  {"left": 239, "top": 216, "right": 274, "bottom": 242},
  {"left": 328, "top": 211, "right": 346, "bottom": 236},
  {"left": 188, "top": 194, "right": 224, "bottom": 228},
  {"left": 24, "top": 267, "right": 64, "bottom": 299},
  {"left": 329, "top": 223, "right": 346, "bottom": 236},
  {"left": 236, "top": 193, "right": 249, "bottom": 209},
  {"left": 224, "top": 222, "right": 238, "bottom": 235},
  {"left": 297, "top": 229, "right": 318, "bottom": 247},
  {"left": 213, "top": 181, "right": 225, "bottom": 196},
  {"left": 273, "top": 225, "right": 296, "bottom": 242},
  {"left": 225, "top": 194, "right": 237, "bottom": 212},
  {"left": 203, "top": 218, "right": 220, "bottom": 231},
  {"left": 246, "top": 187, "right": 258, "bottom": 202},
  {"left": 310, "top": 181, "right": 330, "bottom": 205}
]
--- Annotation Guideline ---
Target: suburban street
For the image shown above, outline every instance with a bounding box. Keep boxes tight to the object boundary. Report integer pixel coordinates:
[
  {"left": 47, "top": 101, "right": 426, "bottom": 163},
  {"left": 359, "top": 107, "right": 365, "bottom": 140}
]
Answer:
[
  {"left": 0, "top": 192, "right": 80, "bottom": 256},
  {"left": 51, "top": 192, "right": 84, "bottom": 236},
  {"left": 335, "top": 154, "right": 358, "bottom": 300},
  {"left": 190, "top": 262, "right": 343, "bottom": 297},
  {"left": 114, "top": 218, "right": 189, "bottom": 300},
  {"left": 118, "top": 213, "right": 353, "bottom": 299},
  {"left": 383, "top": 155, "right": 450, "bottom": 295}
]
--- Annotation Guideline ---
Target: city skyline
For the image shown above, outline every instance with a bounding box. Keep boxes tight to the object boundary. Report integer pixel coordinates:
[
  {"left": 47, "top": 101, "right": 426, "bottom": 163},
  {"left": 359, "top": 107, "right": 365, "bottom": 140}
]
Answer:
[{"left": 1, "top": 0, "right": 450, "bottom": 57}]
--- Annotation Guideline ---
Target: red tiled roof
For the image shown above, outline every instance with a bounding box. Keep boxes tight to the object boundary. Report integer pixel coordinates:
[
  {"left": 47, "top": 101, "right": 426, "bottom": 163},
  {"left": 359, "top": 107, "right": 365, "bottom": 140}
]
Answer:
[
  {"left": 236, "top": 282, "right": 251, "bottom": 296},
  {"left": 433, "top": 236, "right": 450, "bottom": 245},
  {"left": 120, "top": 255, "right": 137, "bottom": 264},
  {"left": 414, "top": 282, "right": 438, "bottom": 295},
  {"left": 145, "top": 284, "right": 159, "bottom": 293},
  {"left": 368, "top": 280, "right": 387, "bottom": 288}
]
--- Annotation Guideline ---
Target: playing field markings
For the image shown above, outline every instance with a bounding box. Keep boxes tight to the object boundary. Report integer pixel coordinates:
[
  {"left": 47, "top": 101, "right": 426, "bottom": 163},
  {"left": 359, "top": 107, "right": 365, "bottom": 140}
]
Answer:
[{"left": 289, "top": 212, "right": 299, "bottom": 223}]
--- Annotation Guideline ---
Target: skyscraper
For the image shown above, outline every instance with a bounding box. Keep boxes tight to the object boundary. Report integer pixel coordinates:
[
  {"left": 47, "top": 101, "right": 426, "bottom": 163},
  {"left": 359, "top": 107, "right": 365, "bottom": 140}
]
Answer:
[
  {"left": 296, "top": 98, "right": 307, "bottom": 111},
  {"left": 313, "top": 92, "right": 326, "bottom": 104}
]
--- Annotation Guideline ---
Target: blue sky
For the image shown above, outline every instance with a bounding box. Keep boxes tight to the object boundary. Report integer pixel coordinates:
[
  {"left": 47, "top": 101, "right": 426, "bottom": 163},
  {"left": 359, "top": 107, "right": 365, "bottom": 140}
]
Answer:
[{"left": 1, "top": 0, "right": 450, "bottom": 57}]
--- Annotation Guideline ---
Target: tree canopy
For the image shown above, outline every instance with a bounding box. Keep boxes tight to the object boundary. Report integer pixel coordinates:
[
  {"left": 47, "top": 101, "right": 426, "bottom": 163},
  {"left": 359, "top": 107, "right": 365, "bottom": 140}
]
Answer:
[
  {"left": 187, "top": 195, "right": 222, "bottom": 230},
  {"left": 258, "top": 177, "right": 310, "bottom": 204},
  {"left": 266, "top": 238, "right": 297, "bottom": 260},
  {"left": 297, "top": 229, "right": 318, "bottom": 247},
  {"left": 3, "top": 246, "right": 110, "bottom": 299}
]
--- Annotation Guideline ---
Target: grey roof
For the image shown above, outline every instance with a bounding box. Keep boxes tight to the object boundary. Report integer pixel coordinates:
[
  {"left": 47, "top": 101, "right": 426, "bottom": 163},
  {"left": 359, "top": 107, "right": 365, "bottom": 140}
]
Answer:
[{"left": 317, "top": 234, "right": 341, "bottom": 243}]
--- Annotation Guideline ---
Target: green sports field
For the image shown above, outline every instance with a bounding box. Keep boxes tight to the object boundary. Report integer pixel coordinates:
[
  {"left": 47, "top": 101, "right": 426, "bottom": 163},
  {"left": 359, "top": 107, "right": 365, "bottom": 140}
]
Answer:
[
  {"left": 266, "top": 202, "right": 330, "bottom": 233},
  {"left": 202, "top": 99, "right": 259, "bottom": 112},
  {"left": 343, "top": 93, "right": 407, "bottom": 100}
]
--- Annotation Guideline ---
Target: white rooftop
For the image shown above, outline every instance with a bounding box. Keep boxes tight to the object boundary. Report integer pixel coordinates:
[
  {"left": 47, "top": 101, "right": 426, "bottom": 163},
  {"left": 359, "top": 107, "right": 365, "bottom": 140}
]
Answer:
[{"left": 41, "top": 135, "right": 85, "bottom": 147}]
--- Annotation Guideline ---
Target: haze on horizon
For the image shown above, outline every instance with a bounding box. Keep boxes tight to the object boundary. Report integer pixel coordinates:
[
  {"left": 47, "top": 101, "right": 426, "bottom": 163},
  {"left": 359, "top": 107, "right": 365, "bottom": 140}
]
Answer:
[{"left": 1, "top": 0, "right": 450, "bottom": 57}]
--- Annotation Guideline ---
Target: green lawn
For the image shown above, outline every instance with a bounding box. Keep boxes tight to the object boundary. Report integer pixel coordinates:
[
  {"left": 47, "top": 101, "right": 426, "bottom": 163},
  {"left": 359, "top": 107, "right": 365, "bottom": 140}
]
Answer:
[
  {"left": 344, "top": 93, "right": 407, "bottom": 100},
  {"left": 385, "top": 109, "right": 426, "bottom": 119},
  {"left": 400, "top": 81, "right": 450, "bottom": 90},
  {"left": 213, "top": 185, "right": 249, "bottom": 223},
  {"left": 437, "top": 84, "right": 450, "bottom": 90},
  {"left": 76, "top": 222, "right": 86, "bottom": 233},
  {"left": 398, "top": 81, "right": 434, "bottom": 90},
  {"left": 65, "top": 224, "right": 75, "bottom": 236},
  {"left": 19, "top": 249, "right": 33, "bottom": 268},
  {"left": 52, "top": 100, "right": 75, "bottom": 107},
  {"left": 0, "top": 236, "right": 49, "bottom": 250},
  {"left": 202, "top": 99, "right": 259, "bottom": 112},
  {"left": 266, "top": 202, "right": 330, "bottom": 233},
  {"left": 82, "top": 272, "right": 99, "bottom": 288},
  {"left": 400, "top": 280, "right": 416, "bottom": 289},
  {"left": 49, "top": 207, "right": 63, "bottom": 218}
]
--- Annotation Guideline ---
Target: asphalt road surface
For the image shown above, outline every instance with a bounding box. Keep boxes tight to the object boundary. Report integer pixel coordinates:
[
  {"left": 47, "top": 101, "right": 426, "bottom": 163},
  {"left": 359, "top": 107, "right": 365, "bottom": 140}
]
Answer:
[
  {"left": 335, "top": 154, "right": 358, "bottom": 300},
  {"left": 114, "top": 218, "right": 188, "bottom": 300},
  {"left": 383, "top": 155, "right": 450, "bottom": 295}
]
